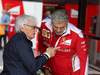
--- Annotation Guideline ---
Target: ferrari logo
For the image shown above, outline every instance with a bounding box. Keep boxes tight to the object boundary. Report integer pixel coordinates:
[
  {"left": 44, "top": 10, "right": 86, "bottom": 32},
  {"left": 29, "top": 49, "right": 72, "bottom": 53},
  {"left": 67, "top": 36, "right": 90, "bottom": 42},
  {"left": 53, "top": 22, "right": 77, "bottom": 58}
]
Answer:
[
  {"left": 63, "top": 38, "right": 66, "bottom": 42},
  {"left": 43, "top": 30, "right": 47, "bottom": 35},
  {"left": 6, "top": 5, "right": 11, "bottom": 10}
]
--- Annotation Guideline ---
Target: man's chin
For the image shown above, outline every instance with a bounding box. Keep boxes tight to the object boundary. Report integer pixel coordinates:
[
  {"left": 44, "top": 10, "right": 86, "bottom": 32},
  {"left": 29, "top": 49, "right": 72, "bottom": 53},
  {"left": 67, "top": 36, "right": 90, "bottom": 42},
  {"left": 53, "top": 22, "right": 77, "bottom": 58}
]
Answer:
[
  {"left": 29, "top": 36, "right": 35, "bottom": 40},
  {"left": 32, "top": 36, "right": 35, "bottom": 39},
  {"left": 56, "top": 33, "right": 62, "bottom": 35}
]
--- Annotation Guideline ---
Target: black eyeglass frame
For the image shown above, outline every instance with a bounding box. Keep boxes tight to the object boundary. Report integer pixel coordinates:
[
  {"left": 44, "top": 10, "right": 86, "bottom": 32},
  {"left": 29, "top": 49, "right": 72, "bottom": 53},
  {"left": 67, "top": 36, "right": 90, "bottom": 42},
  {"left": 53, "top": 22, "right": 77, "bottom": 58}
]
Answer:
[{"left": 24, "top": 24, "right": 39, "bottom": 29}]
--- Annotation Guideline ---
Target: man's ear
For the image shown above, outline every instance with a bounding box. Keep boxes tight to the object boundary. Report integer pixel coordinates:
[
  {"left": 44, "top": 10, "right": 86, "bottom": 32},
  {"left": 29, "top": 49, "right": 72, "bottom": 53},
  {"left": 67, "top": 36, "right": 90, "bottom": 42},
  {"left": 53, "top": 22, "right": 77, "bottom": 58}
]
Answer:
[{"left": 20, "top": 27, "right": 24, "bottom": 32}]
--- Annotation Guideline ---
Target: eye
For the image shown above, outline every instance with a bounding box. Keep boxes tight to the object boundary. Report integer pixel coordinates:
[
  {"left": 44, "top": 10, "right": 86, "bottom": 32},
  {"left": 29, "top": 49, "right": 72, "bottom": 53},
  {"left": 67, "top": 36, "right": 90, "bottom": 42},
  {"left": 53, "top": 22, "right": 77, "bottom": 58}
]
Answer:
[
  {"left": 60, "top": 27, "right": 64, "bottom": 29},
  {"left": 33, "top": 26, "right": 38, "bottom": 29},
  {"left": 54, "top": 26, "right": 58, "bottom": 29}
]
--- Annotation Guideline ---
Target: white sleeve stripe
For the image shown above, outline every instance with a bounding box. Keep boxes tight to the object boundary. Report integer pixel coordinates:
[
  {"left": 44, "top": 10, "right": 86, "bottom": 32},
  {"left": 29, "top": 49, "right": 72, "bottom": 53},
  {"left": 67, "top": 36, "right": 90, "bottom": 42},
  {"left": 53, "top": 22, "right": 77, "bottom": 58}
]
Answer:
[
  {"left": 85, "top": 55, "right": 89, "bottom": 75},
  {"left": 79, "top": 31, "right": 84, "bottom": 38},
  {"left": 43, "top": 52, "right": 50, "bottom": 58}
]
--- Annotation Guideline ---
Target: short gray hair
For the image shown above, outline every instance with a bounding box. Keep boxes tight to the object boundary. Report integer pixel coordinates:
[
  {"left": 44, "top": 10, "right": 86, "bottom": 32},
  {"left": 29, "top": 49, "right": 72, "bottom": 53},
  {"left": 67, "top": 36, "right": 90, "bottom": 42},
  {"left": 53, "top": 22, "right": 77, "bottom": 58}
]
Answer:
[
  {"left": 51, "top": 9, "right": 69, "bottom": 23},
  {"left": 15, "top": 14, "right": 37, "bottom": 33}
]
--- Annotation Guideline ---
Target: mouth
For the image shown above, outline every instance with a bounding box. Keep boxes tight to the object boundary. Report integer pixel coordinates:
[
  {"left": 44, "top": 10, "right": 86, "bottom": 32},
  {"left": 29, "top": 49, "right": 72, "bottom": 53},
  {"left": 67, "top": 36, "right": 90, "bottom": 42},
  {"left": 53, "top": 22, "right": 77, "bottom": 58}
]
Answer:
[
  {"left": 56, "top": 33, "right": 61, "bottom": 35},
  {"left": 56, "top": 32, "right": 64, "bottom": 35}
]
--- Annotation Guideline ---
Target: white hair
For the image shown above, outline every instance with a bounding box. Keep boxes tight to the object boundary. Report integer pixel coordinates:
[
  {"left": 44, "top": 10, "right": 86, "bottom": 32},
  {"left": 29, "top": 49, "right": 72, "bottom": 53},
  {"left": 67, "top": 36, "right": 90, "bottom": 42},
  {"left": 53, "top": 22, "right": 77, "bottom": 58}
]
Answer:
[
  {"left": 15, "top": 14, "right": 37, "bottom": 33},
  {"left": 51, "top": 9, "right": 69, "bottom": 23}
]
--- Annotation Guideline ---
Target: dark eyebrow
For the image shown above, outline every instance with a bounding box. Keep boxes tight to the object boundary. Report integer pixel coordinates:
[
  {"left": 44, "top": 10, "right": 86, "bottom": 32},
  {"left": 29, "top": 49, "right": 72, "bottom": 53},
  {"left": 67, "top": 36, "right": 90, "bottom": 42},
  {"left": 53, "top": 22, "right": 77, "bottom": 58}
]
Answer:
[
  {"left": 54, "top": 26, "right": 58, "bottom": 28},
  {"left": 54, "top": 26, "right": 65, "bottom": 28}
]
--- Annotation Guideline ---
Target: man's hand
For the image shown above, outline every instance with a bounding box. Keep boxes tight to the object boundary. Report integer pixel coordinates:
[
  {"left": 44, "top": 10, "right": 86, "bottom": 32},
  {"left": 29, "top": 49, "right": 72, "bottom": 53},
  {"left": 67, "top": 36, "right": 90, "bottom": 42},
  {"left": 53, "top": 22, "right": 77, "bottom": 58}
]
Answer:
[
  {"left": 41, "top": 67, "right": 52, "bottom": 75},
  {"left": 46, "top": 47, "right": 60, "bottom": 58},
  {"left": 44, "top": 69, "right": 52, "bottom": 75}
]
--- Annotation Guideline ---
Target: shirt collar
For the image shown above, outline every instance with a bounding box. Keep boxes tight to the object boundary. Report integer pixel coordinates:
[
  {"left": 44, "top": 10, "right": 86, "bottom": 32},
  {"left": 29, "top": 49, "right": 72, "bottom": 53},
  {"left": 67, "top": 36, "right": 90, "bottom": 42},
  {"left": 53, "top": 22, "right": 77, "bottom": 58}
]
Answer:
[
  {"left": 66, "top": 23, "right": 70, "bottom": 34},
  {"left": 20, "top": 31, "right": 33, "bottom": 47},
  {"left": 61, "top": 23, "right": 71, "bottom": 36}
]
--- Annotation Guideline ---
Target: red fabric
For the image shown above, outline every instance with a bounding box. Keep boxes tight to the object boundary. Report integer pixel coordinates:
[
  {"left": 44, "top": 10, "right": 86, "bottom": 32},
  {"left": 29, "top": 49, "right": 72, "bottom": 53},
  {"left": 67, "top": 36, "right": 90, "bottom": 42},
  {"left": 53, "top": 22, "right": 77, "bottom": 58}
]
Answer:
[
  {"left": 7, "top": 15, "right": 15, "bottom": 40},
  {"left": 8, "top": 26, "right": 15, "bottom": 40},
  {"left": 35, "top": 32, "right": 39, "bottom": 57}
]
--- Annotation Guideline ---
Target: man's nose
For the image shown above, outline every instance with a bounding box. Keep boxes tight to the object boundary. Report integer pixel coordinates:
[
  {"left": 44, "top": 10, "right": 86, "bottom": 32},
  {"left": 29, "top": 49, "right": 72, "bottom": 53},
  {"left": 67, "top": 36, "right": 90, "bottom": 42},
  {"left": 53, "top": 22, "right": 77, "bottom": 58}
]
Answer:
[{"left": 57, "top": 28, "right": 61, "bottom": 33}]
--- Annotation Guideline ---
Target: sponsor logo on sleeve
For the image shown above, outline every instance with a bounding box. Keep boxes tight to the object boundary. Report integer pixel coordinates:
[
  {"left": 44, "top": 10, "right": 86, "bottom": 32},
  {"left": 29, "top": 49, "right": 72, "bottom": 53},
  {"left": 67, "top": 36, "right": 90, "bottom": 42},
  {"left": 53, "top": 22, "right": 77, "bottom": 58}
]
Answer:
[
  {"left": 62, "top": 39, "right": 72, "bottom": 46},
  {"left": 43, "top": 41, "right": 50, "bottom": 47},
  {"left": 83, "top": 48, "right": 87, "bottom": 51},
  {"left": 58, "top": 49, "right": 71, "bottom": 52},
  {"left": 62, "top": 38, "right": 66, "bottom": 42},
  {"left": 81, "top": 41, "right": 87, "bottom": 51},
  {"left": 81, "top": 41, "right": 85, "bottom": 44},
  {"left": 81, "top": 45, "right": 86, "bottom": 48},
  {"left": 42, "top": 29, "right": 50, "bottom": 38}
]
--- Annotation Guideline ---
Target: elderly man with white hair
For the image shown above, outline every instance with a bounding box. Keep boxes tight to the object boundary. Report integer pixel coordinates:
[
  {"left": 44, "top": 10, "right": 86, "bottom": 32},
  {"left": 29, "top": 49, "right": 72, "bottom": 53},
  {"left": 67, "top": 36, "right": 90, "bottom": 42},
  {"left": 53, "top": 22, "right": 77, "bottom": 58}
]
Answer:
[{"left": 0, "top": 14, "right": 60, "bottom": 75}]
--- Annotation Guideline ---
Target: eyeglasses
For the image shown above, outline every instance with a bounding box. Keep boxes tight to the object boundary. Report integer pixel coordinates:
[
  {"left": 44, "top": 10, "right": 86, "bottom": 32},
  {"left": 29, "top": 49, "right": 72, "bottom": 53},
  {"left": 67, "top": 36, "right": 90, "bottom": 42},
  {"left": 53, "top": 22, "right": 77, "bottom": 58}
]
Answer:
[{"left": 24, "top": 24, "right": 38, "bottom": 29}]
